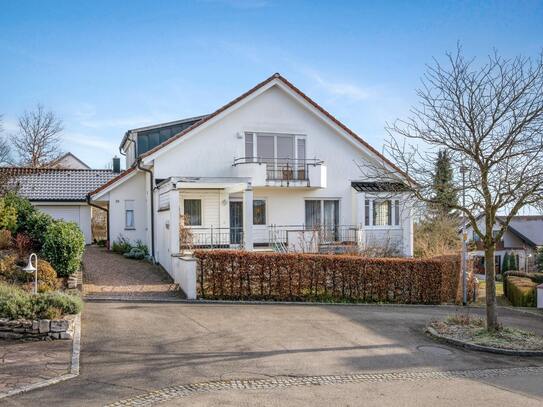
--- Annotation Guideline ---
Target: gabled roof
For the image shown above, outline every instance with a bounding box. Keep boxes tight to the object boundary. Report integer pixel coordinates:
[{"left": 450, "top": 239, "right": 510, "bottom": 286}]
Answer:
[
  {"left": 463, "top": 214, "right": 543, "bottom": 248},
  {"left": 0, "top": 167, "right": 117, "bottom": 202},
  {"left": 138, "top": 73, "right": 405, "bottom": 177},
  {"left": 88, "top": 166, "right": 138, "bottom": 199},
  {"left": 50, "top": 152, "right": 91, "bottom": 169}
]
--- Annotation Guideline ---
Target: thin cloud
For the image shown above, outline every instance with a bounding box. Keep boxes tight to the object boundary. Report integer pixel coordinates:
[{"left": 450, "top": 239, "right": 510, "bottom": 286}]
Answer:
[{"left": 305, "top": 70, "right": 372, "bottom": 101}]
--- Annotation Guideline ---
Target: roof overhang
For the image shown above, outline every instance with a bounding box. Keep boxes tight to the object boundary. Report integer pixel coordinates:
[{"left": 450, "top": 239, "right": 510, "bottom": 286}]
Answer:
[
  {"left": 351, "top": 181, "right": 408, "bottom": 193},
  {"left": 89, "top": 167, "right": 139, "bottom": 201}
]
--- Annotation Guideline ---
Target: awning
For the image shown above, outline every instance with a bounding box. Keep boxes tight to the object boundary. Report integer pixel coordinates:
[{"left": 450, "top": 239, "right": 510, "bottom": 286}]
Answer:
[{"left": 351, "top": 181, "right": 407, "bottom": 192}]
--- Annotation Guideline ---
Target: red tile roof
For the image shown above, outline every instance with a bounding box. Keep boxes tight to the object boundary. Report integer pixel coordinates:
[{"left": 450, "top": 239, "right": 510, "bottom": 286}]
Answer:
[{"left": 87, "top": 166, "right": 137, "bottom": 197}]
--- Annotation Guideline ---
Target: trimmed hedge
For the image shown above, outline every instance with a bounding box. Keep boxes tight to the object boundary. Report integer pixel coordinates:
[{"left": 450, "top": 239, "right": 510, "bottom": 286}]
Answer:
[
  {"left": 503, "top": 271, "right": 543, "bottom": 298},
  {"left": 505, "top": 276, "right": 536, "bottom": 307},
  {"left": 194, "top": 251, "right": 471, "bottom": 304}
]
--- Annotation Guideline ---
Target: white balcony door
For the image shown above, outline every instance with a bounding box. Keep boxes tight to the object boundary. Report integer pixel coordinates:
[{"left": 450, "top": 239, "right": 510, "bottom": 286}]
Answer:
[{"left": 249, "top": 132, "right": 306, "bottom": 180}]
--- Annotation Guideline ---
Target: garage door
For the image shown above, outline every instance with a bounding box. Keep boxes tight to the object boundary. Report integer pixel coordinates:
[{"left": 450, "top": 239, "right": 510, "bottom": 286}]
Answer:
[{"left": 37, "top": 206, "right": 81, "bottom": 224}]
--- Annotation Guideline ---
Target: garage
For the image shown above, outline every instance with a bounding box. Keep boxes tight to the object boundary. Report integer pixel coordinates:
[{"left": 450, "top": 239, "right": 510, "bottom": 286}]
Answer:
[{"left": 1, "top": 166, "right": 118, "bottom": 244}]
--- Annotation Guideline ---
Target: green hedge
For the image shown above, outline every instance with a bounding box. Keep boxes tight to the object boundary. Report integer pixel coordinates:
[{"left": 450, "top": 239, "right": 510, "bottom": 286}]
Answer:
[
  {"left": 0, "top": 283, "right": 83, "bottom": 320},
  {"left": 505, "top": 276, "right": 537, "bottom": 307},
  {"left": 42, "top": 221, "right": 85, "bottom": 277},
  {"left": 503, "top": 271, "right": 543, "bottom": 298}
]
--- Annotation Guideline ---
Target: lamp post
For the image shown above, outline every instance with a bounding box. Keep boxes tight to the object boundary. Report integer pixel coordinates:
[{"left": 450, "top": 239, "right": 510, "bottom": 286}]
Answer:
[
  {"left": 23, "top": 253, "right": 38, "bottom": 295},
  {"left": 460, "top": 165, "right": 468, "bottom": 306}
]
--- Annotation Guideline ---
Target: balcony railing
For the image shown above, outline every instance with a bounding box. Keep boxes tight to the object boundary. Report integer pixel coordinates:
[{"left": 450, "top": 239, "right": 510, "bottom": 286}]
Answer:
[
  {"left": 233, "top": 157, "right": 323, "bottom": 181},
  {"left": 180, "top": 226, "right": 243, "bottom": 249}
]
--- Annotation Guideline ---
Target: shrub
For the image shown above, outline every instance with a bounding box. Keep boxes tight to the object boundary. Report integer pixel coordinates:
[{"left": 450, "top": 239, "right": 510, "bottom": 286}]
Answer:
[
  {"left": 35, "top": 259, "right": 60, "bottom": 293},
  {"left": 3, "top": 192, "right": 36, "bottom": 233},
  {"left": 26, "top": 211, "right": 54, "bottom": 250},
  {"left": 0, "top": 198, "right": 18, "bottom": 233},
  {"left": 536, "top": 247, "right": 543, "bottom": 272},
  {"left": 505, "top": 276, "right": 536, "bottom": 307},
  {"left": 0, "top": 255, "right": 20, "bottom": 284},
  {"left": 503, "top": 271, "right": 543, "bottom": 297},
  {"left": 111, "top": 235, "right": 132, "bottom": 254},
  {"left": 123, "top": 247, "right": 146, "bottom": 260},
  {"left": 0, "top": 283, "right": 34, "bottom": 319},
  {"left": 0, "top": 282, "right": 82, "bottom": 319},
  {"left": 194, "top": 251, "right": 472, "bottom": 304},
  {"left": 15, "top": 233, "right": 32, "bottom": 259},
  {"left": 0, "top": 229, "right": 13, "bottom": 249},
  {"left": 42, "top": 221, "right": 85, "bottom": 277}
]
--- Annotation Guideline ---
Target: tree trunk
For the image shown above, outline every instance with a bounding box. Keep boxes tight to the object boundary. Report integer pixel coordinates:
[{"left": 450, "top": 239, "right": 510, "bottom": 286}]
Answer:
[{"left": 484, "top": 244, "right": 499, "bottom": 331}]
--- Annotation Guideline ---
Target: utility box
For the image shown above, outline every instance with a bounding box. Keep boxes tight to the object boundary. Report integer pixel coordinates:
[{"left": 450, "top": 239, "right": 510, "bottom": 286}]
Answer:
[{"left": 538, "top": 284, "right": 543, "bottom": 309}]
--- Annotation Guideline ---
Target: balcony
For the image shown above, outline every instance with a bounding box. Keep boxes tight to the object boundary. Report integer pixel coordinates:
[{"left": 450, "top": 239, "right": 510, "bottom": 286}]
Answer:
[{"left": 232, "top": 157, "right": 327, "bottom": 188}]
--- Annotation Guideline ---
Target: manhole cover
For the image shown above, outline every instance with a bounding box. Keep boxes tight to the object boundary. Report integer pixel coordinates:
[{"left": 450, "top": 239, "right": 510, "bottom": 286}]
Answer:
[{"left": 417, "top": 345, "right": 454, "bottom": 356}]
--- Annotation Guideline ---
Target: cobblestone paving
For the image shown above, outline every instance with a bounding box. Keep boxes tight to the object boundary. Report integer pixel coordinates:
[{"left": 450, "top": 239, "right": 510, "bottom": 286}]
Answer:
[
  {"left": 105, "top": 365, "right": 543, "bottom": 406},
  {"left": 83, "top": 246, "right": 184, "bottom": 299},
  {"left": 0, "top": 339, "right": 71, "bottom": 397}
]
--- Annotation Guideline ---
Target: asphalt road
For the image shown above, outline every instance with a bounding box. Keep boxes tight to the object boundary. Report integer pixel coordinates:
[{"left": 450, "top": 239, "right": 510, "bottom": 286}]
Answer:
[{"left": 2, "top": 302, "right": 543, "bottom": 406}]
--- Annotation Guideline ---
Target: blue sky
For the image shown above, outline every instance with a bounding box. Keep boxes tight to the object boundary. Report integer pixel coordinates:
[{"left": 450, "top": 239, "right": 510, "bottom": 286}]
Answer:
[{"left": 1, "top": 0, "right": 542, "bottom": 169}]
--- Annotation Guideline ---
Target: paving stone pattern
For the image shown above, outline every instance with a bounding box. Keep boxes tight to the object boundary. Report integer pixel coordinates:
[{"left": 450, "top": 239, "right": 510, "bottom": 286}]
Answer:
[
  {"left": 105, "top": 365, "right": 543, "bottom": 407},
  {"left": 83, "top": 246, "right": 184, "bottom": 300}
]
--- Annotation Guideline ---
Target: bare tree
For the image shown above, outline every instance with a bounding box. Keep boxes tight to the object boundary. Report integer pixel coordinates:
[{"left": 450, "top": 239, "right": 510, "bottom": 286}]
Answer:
[
  {"left": 366, "top": 47, "right": 543, "bottom": 332},
  {"left": 0, "top": 115, "right": 11, "bottom": 165},
  {"left": 12, "top": 105, "right": 63, "bottom": 167}
]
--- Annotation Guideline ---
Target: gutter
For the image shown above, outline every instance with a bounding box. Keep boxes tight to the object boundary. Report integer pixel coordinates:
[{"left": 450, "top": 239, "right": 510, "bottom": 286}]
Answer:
[
  {"left": 86, "top": 194, "right": 110, "bottom": 247},
  {"left": 137, "top": 158, "right": 155, "bottom": 260}
]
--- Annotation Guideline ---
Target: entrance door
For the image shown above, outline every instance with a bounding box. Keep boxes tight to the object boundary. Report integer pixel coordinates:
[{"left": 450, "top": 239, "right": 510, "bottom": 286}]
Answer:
[{"left": 230, "top": 201, "right": 243, "bottom": 245}]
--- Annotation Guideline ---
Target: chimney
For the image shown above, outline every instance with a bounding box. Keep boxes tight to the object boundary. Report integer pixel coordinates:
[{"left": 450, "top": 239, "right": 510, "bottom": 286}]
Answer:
[{"left": 112, "top": 156, "right": 121, "bottom": 173}]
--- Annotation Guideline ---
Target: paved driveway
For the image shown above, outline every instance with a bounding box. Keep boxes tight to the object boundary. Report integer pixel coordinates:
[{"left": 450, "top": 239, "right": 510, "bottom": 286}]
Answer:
[
  {"left": 2, "top": 302, "right": 543, "bottom": 406},
  {"left": 82, "top": 246, "right": 183, "bottom": 299}
]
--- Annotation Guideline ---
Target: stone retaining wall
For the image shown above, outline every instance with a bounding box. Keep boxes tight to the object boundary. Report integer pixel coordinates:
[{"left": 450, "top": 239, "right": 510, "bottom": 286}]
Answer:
[{"left": 0, "top": 315, "right": 76, "bottom": 340}]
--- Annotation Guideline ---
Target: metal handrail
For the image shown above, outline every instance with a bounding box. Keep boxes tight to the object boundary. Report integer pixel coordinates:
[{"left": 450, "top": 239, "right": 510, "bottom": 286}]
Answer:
[{"left": 232, "top": 157, "right": 324, "bottom": 166}]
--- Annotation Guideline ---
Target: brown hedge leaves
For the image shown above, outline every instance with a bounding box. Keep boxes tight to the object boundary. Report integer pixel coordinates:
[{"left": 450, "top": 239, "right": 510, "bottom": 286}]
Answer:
[{"left": 194, "top": 251, "right": 468, "bottom": 304}]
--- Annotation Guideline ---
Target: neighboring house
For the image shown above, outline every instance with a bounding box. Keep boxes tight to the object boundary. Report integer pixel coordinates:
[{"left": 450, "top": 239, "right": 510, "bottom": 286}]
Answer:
[
  {"left": 464, "top": 215, "right": 543, "bottom": 273},
  {"left": 89, "top": 73, "right": 414, "bottom": 278},
  {"left": 50, "top": 152, "right": 91, "bottom": 169},
  {"left": 1, "top": 159, "right": 119, "bottom": 243}
]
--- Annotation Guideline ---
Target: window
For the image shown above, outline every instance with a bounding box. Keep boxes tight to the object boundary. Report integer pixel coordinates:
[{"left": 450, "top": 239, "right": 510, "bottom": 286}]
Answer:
[
  {"left": 245, "top": 133, "right": 254, "bottom": 159},
  {"left": 305, "top": 200, "right": 322, "bottom": 228},
  {"left": 373, "top": 200, "right": 391, "bottom": 226},
  {"left": 125, "top": 200, "right": 135, "bottom": 229},
  {"left": 184, "top": 199, "right": 202, "bottom": 226},
  {"left": 253, "top": 200, "right": 266, "bottom": 225},
  {"left": 305, "top": 200, "right": 339, "bottom": 228},
  {"left": 364, "top": 198, "right": 400, "bottom": 227}
]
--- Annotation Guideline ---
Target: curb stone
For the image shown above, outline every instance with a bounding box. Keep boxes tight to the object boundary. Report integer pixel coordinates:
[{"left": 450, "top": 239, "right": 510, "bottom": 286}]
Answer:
[
  {"left": 425, "top": 325, "right": 543, "bottom": 356},
  {"left": 105, "top": 365, "right": 543, "bottom": 407},
  {"left": 0, "top": 314, "right": 81, "bottom": 400}
]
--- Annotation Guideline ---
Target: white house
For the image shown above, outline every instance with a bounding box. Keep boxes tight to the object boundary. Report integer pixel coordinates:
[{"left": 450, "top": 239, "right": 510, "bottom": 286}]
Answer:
[
  {"left": 90, "top": 73, "right": 414, "bottom": 288},
  {"left": 464, "top": 215, "right": 543, "bottom": 274}
]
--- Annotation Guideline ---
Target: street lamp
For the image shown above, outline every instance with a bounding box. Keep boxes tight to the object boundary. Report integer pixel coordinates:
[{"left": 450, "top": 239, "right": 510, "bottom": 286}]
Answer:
[
  {"left": 23, "top": 253, "right": 38, "bottom": 295},
  {"left": 460, "top": 164, "right": 468, "bottom": 306}
]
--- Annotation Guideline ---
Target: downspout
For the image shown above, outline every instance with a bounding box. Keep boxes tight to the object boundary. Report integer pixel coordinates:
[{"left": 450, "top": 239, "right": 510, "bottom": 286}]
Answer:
[
  {"left": 137, "top": 158, "right": 155, "bottom": 260},
  {"left": 86, "top": 194, "right": 110, "bottom": 248}
]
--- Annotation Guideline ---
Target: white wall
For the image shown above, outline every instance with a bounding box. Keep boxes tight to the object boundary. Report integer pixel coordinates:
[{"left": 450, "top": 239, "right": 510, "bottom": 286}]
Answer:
[
  {"left": 149, "top": 84, "right": 411, "bottom": 253},
  {"left": 108, "top": 171, "right": 148, "bottom": 245},
  {"left": 34, "top": 203, "right": 92, "bottom": 244}
]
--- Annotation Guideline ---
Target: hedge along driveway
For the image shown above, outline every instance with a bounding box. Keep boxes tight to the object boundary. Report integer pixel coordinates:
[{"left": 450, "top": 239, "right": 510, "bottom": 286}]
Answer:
[{"left": 194, "top": 251, "right": 474, "bottom": 304}]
